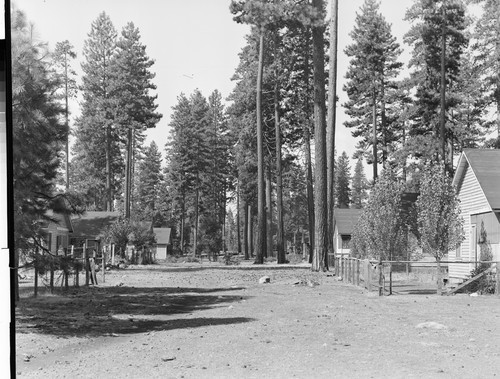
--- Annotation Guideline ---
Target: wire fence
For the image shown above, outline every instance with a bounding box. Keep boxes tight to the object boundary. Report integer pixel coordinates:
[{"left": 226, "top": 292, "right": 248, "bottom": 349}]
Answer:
[{"left": 330, "top": 255, "right": 500, "bottom": 296}]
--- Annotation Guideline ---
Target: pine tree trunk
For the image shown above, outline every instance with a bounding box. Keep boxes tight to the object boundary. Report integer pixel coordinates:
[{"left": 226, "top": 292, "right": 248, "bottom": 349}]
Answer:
[
  {"left": 440, "top": 4, "right": 447, "bottom": 170},
  {"left": 193, "top": 173, "right": 200, "bottom": 256},
  {"left": 255, "top": 30, "right": 267, "bottom": 264},
  {"left": 303, "top": 28, "right": 315, "bottom": 264},
  {"left": 244, "top": 202, "right": 249, "bottom": 260},
  {"left": 64, "top": 55, "right": 70, "bottom": 191},
  {"left": 381, "top": 81, "right": 387, "bottom": 168},
  {"left": 372, "top": 88, "right": 378, "bottom": 182},
  {"left": 266, "top": 162, "right": 272, "bottom": 259},
  {"left": 125, "top": 127, "right": 132, "bottom": 218},
  {"left": 222, "top": 187, "right": 227, "bottom": 254},
  {"left": 305, "top": 127, "right": 315, "bottom": 264},
  {"left": 275, "top": 82, "right": 285, "bottom": 264},
  {"left": 180, "top": 190, "right": 185, "bottom": 255},
  {"left": 311, "top": 0, "right": 328, "bottom": 272},
  {"left": 326, "top": 0, "right": 338, "bottom": 269},
  {"left": 105, "top": 125, "right": 112, "bottom": 211},
  {"left": 248, "top": 204, "right": 254, "bottom": 257},
  {"left": 237, "top": 182, "right": 242, "bottom": 254}
]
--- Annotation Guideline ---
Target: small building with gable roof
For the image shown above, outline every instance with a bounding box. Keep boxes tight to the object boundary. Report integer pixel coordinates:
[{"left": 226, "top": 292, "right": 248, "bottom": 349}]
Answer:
[
  {"left": 333, "top": 208, "right": 363, "bottom": 257},
  {"left": 153, "top": 227, "right": 172, "bottom": 260},
  {"left": 449, "top": 149, "right": 500, "bottom": 281}
]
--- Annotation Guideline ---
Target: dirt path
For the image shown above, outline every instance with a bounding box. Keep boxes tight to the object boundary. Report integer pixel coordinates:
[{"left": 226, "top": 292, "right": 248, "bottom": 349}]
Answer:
[{"left": 15, "top": 263, "right": 500, "bottom": 378}]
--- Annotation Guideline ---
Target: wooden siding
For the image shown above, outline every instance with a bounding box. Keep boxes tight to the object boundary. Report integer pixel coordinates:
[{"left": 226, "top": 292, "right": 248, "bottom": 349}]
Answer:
[{"left": 449, "top": 162, "right": 491, "bottom": 280}]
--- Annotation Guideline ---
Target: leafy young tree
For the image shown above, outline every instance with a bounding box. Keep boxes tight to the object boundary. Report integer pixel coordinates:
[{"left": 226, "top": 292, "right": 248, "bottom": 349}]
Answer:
[
  {"left": 416, "top": 163, "right": 464, "bottom": 295},
  {"left": 335, "top": 152, "right": 351, "bottom": 209},
  {"left": 343, "top": 0, "right": 403, "bottom": 181},
  {"left": 351, "top": 168, "right": 408, "bottom": 294}
]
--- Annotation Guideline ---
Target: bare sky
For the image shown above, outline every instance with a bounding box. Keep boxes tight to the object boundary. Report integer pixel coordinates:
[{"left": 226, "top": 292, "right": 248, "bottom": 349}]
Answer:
[{"left": 15, "top": 0, "right": 414, "bottom": 167}]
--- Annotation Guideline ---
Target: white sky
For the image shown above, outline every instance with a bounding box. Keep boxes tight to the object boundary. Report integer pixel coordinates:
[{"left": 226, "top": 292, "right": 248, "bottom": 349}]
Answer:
[{"left": 15, "top": 0, "right": 415, "bottom": 168}]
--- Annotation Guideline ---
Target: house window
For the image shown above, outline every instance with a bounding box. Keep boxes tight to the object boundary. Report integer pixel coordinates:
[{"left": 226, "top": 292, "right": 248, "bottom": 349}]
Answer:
[
  {"left": 341, "top": 236, "right": 351, "bottom": 250},
  {"left": 456, "top": 244, "right": 461, "bottom": 259}
]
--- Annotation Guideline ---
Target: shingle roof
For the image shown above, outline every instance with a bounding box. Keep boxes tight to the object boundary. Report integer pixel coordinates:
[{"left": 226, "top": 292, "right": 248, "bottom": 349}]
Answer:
[
  {"left": 71, "top": 211, "right": 121, "bottom": 239},
  {"left": 333, "top": 208, "right": 363, "bottom": 235},
  {"left": 454, "top": 149, "right": 500, "bottom": 211},
  {"left": 153, "top": 228, "right": 171, "bottom": 244}
]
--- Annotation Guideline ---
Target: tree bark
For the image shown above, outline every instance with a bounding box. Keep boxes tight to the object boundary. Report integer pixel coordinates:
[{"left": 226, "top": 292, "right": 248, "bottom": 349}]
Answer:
[
  {"left": 64, "top": 53, "right": 70, "bottom": 191},
  {"left": 180, "top": 190, "right": 185, "bottom": 255},
  {"left": 266, "top": 161, "right": 272, "bottom": 259},
  {"left": 311, "top": 0, "right": 328, "bottom": 272},
  {"left": 327, "top": 0, "right": 338, "bottom": 269},
  {"left": 249, "top": 204, "right": 254, "bottom": 257},
  {"left": 255, "top": 31, "right": 267, "bottom": 264},
  {"left": 440, "top": 3, "right": 447, "bottom": 171},
  {"left": 372, "top": 88, "right": 378, "bottom": 182},
  {"left": 237, "top": 182, "right": 242, "bottom": 254},
  {"left": 124, "top": 126, "right": 133, "bottom": 218},
  {"left": 303, "top": 27, "right": 315, "bottom": 264},
  {"left": 105, "top": 124, "right": 112, "bottom": 211},
  {"left": 275, "top": 81, "right": 285, "bottom": 264},
  {"left": 193, "top": 172, "right": 200, "bottom": 256},
  {"left": 244, "top": 201, "right": 249, "bottom": 260}
]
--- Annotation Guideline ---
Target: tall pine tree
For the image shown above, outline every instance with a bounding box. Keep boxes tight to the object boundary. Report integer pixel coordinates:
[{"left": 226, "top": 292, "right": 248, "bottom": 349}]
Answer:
[
  {"left": 112, "top": 22, "right": 162, "bottom": 218},
  {"left": 72, "top": 12, "right": 119, "bottom": 211},
  {"left": 343, "top": 0, "right": 403, "bottom": 182}
]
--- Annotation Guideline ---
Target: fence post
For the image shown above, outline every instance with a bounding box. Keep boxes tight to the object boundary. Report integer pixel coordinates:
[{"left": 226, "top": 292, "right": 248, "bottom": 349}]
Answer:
[
  {"left": 366, "top": 260, "right": 371, "bottom": 291},
  {"left": 34, "top": 254, "right": 38, "bottom": 298},
  {"left": 49, "top": 253, "right": 54, "bottom": 294},
  {"left": 356, "top": 259, "right": 360, "bottom": 286},
  {"left": 378, "top": 261, "right": 384, "bottom": 296},
  {"left": 351, "top": 258, "right": 355, "bottom": 284},
  {"left": 64, "top": 247, "right": 69, "bottom": 291},
  {"left": 84, "top": 243, "right": 89, "bottom": 286},
  {"left": 101, "top": 247, "right": 106, "bottom": 284},
  {"left": 496, "top": 262, "right": 500, "bottom": 297}
]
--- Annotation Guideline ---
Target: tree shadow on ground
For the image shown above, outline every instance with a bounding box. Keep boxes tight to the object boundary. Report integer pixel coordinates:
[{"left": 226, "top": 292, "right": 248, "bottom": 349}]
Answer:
[{"left": 16, "top": 285, "right": 253, "bottom": 337}]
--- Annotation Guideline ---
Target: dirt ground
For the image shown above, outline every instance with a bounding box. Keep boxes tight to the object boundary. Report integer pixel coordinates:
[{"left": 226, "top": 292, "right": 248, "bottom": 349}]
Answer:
[{"left": 15, "top": 261, "right": 500, "bottom": 378}]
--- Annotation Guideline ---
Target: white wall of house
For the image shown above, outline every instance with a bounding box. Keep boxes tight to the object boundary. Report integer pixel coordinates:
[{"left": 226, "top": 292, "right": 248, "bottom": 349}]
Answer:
[{"left": 449, "top": 162, "right": 492, "bottom": 280}]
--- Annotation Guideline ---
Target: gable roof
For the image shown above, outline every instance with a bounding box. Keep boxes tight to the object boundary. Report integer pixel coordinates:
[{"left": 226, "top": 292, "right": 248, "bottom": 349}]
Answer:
[
  {"left": 71, "top": 211, "right": 121, "bottom": 239},
  {"left": 333, "top": 208, "right": 363, "bottom": 235},
  {"left": 454, "top": 149, "right": 500, "bottom": 211},
  {"left": 153, "top": 228, "right": 171, "bottom": 244}
]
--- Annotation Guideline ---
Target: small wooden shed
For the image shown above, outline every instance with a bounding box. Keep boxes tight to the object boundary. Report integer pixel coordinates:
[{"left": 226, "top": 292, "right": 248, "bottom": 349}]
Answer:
[
  {"left": 449, "top": 149, "right": 500, "bottom": 282},
  {"left": 70, "top": 211, "right": 121, "bottom": 248},
  {"left": 40, "top": 209, "right": 74, "bottom": 254},
  {"left": 153, "top": 228, "right": 172, "bottom": 260},
  {"left": 333, "top": 208, "right": 363, "bottom": 257}
]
